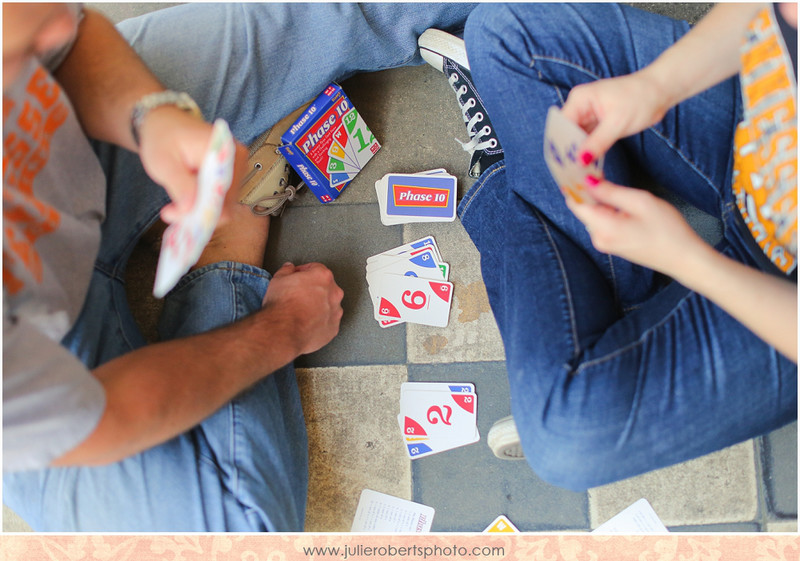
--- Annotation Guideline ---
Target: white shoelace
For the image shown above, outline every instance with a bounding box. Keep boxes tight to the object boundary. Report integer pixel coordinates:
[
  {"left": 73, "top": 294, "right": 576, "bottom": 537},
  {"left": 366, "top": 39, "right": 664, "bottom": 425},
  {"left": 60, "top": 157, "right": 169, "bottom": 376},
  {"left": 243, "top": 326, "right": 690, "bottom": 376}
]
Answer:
[{"left": 449, "top": 73, "right": 498, "bottom": 155}]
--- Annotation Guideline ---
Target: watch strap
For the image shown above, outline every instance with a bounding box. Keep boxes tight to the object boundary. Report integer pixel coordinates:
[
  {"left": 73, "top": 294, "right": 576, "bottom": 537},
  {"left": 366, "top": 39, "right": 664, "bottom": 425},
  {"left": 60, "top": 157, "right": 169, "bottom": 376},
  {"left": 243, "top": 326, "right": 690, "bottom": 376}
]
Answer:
[{"left": 130, "top": 91, "right": 202, "bottom": 147}]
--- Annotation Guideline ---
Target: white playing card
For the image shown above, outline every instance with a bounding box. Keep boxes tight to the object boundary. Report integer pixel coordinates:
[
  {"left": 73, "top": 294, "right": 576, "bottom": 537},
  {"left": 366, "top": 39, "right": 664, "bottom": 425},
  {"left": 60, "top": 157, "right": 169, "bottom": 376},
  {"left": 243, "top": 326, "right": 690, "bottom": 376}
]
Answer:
[
  {"left": 400, "top": 392, "right": 477, "bottom": 443},
  {"left": 351, "top": 490, "right": 435, "bottom": 532},
  {"left": 366, "top": 236, "right": 442, "bottom": 264},
  {"left": 401, "top": 381, "right": 475, "bottom": 396},
  {"left": 366, "top": 247, "right": 446, "bottom": 327},
  {"left": 366, "top": 237, "right": 451, "bottom": 329},
  {"left": 543, "top": 106, "right": 604, "bottom": 205},
  {"left": 374, "top": 274, "right": 453, "bottom": 327},
  {"left": 366, "top": 247, "right": 443, "bottom": 279},
  {"left": 398, "top": 382, "right": 479, "bottom": 459},
  {"left": 375, "top": 170, "right": 456, "bottom": 226},
  {"left": 400, "top": 384, "right": 477, "bottom": 439},
  {"left": 592, "top": 498, "right": 668, "bottom": 533},
  {"left": 153, "top": 119, "right": 235, "bottom": 298}
]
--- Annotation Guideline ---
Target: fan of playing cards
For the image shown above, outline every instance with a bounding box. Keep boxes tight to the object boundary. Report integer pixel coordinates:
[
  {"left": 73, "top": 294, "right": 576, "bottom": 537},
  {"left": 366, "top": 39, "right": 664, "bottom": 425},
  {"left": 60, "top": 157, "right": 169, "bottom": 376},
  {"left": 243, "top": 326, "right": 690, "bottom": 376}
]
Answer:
[
  {"left": 366, "top": 236, "right": 453, "bottom": 328},
  {"left": 375, "top": 169, "right": 457, "bottom": 225},
  {"left": 543, "top": 106, "right": 605, "bottom": 205},
  {"left": 153, "top": 119, "right": 235, "bottom": 298},
  {"left": 398, "top": 382, "right": 479, "bottom": 459}
]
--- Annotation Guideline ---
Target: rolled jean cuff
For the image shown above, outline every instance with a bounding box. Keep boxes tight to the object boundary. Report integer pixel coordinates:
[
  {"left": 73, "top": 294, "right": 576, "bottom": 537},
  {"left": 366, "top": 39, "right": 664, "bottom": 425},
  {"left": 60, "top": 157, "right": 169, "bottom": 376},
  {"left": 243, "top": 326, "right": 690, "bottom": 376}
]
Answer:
[{"left": 159, "top": 261, "right": 271, "bottom": 341}]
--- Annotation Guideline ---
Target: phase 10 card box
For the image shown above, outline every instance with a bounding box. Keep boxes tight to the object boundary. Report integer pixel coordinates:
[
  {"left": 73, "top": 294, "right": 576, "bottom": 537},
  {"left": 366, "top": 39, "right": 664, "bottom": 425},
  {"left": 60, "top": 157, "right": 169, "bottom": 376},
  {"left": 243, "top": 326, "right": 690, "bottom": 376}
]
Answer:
[{"left": 278, "top": 83, "right": 380, "bottom": 203}]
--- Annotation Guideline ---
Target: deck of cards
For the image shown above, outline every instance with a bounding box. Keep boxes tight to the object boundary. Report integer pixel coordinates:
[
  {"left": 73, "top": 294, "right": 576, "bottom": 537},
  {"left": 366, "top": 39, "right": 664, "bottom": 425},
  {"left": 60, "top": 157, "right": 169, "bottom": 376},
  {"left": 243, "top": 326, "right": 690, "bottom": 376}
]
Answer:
[
  {"left": 279, "top": 83, "right": 380, "bottom": 203},
  {"left": 398, "top": 382, "right": 479, "bottom": 459},
  {"left": 153, "top": 119, "right": 235, "bottom": 298},
  {"left": 543, "top": 106, "right": 605, "bottom": 205},
  {"left": 367, "top": 236, "right": 452, "bottom": 328},
  {"left": 375, "top": 169, "right": 457, "bottom": 225}
]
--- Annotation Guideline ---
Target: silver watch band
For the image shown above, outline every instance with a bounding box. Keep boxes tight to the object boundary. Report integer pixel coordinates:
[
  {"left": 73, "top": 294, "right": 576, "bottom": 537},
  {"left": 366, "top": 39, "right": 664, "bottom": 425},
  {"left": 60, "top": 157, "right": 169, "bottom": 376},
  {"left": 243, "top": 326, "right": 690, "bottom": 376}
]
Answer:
[{"left": 130, "top": 91, "right": 202, "bottom": 147}]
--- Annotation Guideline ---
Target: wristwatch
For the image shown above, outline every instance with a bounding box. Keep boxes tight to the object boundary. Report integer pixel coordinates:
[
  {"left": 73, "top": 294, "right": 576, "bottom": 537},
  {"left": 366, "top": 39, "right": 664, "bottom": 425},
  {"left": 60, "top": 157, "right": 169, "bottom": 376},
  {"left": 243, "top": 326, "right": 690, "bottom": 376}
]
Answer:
[{"left": 130, "top": 90, "right": 203, "bottom": 147}]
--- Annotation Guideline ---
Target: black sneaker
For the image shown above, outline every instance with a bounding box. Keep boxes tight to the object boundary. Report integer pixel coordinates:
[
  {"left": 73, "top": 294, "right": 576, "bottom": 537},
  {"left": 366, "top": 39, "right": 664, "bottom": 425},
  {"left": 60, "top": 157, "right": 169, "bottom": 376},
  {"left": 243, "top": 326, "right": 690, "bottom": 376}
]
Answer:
[{"left": 418, "top": 29, "right": 504, "bottom": 178}]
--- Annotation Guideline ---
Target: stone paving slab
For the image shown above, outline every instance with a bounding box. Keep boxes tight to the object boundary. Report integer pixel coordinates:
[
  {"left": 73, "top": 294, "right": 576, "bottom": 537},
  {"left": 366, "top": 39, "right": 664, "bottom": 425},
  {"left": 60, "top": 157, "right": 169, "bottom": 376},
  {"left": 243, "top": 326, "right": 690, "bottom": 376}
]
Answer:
[
  {"left": 588, "top": 441, "right": 759, "bottom": 528},
  {"left": 298, "top": 365, "right": 410, "bottom": 532},
  {"left": 761, "top": 422, "right": 798, "bottom": 519}
]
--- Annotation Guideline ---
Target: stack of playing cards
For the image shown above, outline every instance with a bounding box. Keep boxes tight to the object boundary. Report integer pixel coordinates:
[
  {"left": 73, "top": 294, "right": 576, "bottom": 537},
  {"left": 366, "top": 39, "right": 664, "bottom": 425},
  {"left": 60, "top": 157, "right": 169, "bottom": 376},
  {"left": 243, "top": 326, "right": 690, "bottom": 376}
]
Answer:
[
  {"left": 543, "top": 106, "right": 605, "bottom": 205},
  {"left": 366, "top": 236, "right": 452, "bottom": 328},
  {"left": 375, "top": 169, "right": 457, "bottom": 225},
  {"left": 153, "top": 119, "right": 235, "bottom": 298},
  {"left": 398, "top": 382, "right": 479, "bottom": 459}
]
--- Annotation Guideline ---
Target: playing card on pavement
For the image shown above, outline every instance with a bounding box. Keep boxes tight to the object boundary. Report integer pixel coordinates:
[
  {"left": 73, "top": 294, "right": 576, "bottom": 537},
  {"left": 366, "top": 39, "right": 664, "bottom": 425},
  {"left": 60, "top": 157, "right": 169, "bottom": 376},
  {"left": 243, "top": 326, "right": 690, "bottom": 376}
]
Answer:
[
  {"left": 374, "top": 273, "right": 453, "bottom": 328},
  {"left": 366, "top": 235, "right": 443, "bottom": 264},
  {"left": 366, "top": 237, "right": 451, "bottom": 328},
  {"left": 543, "top": 106, "right": 604, "bottom": 205},
  {"left": 351, "top": 489, "right": 435, "bottom": 532},
  {"left": 397, "top": 382, "right": 479, "bottom": 459},
  {"left": 484, "top": 514, "right": 520, "bottom": 533},
  {"left": 366, "top": 247, "right": 446, "bottom": 281},
  {"left": 375, "top": 170, "right": 456, "bottom": 225},
  {"left": 153, "top": 119, "right": 235, "bottom": 298}
]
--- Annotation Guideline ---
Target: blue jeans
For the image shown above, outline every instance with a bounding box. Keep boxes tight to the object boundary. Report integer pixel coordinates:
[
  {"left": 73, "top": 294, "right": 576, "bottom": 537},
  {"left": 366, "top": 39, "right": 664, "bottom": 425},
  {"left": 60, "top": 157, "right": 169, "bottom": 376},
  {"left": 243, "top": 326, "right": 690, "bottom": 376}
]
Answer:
[
  {"left": 3, "top": 3, "right": 475, "bottom": 531},
  {"left": 460, "top": 3, "right": 797, "bottom": 491}
]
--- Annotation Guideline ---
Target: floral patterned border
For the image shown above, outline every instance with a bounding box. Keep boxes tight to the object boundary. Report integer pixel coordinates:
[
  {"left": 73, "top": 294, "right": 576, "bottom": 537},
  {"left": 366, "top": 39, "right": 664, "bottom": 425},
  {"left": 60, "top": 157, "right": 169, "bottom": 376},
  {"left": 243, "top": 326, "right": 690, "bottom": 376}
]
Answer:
[{"left": 0, "top": 534, "right": 797, "bottom": 561}]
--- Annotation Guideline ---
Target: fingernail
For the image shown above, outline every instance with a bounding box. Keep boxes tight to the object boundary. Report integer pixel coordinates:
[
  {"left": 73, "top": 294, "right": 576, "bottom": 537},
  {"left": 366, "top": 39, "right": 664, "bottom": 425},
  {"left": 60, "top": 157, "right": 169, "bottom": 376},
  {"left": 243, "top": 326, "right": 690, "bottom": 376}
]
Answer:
[
  {"left": 585, "top": 175, "right": 600, "bottom": 187},
  {"left": 580, "top": 151, "right": 594, "bottom": 166}
]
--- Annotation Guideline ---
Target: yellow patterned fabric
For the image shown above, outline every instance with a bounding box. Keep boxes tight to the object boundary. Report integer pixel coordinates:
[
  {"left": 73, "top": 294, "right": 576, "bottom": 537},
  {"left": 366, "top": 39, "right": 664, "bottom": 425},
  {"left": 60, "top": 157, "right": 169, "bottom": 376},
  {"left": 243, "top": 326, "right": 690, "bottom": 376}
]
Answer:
[{"left": 732, "top": 6, "right": 797, "bottom": 274}]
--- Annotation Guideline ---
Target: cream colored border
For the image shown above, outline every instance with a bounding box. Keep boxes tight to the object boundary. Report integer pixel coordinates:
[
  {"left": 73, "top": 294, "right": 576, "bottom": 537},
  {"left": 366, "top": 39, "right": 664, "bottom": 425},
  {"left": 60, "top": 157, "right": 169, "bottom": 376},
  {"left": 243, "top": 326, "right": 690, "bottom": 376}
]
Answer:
[{"left": 0, "top": 534, "right": 797, "bottom": 560}]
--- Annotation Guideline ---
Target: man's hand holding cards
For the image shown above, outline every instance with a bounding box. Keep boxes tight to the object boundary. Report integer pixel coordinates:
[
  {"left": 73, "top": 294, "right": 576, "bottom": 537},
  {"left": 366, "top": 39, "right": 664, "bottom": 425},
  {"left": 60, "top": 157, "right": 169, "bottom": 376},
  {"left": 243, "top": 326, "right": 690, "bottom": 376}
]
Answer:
[
  {"left": 543, "top": 106, "right": 605, "bottom": 205},
  {"left": 153, "top": 119, "right": 235, "bottom": 298}
]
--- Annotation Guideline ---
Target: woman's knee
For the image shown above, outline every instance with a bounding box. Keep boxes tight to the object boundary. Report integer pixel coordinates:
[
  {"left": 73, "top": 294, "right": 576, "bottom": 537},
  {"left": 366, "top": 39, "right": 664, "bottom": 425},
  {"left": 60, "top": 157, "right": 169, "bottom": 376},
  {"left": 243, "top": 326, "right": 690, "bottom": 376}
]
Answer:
[{"left": 519, "top": 424, "right": 619, "bottom": 491}]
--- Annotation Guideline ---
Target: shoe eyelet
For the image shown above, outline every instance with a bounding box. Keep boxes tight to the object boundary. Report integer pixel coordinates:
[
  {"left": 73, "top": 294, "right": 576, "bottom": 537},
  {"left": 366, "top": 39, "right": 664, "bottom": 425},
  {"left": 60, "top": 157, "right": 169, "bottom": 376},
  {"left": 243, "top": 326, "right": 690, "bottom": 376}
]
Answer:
[
  {"left": 489, "top": 139, "right": 498, "bottom": 148},
  {"left": 475, "top": 111, "right": 483, "bottom": 121},
  {"left": 481, "top": 126, "right": 491, "bottom": 136},
  {"left": 450, "top": 73, "right": 458, "bottom": 81},
  {"left": 279, "top": 178, "right": 286, "bottom": 187},
  {"left": 458, "top": 85, "right": 468, "bottom": 95}
]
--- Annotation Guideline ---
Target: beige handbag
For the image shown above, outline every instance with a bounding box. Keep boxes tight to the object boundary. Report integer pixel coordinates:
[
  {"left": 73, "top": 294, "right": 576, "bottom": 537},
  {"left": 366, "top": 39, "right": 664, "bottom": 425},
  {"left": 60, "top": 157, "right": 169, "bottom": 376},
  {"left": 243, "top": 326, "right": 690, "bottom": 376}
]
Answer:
[{"left": 238, "top": 103, "right": 310, "bottom": 216}]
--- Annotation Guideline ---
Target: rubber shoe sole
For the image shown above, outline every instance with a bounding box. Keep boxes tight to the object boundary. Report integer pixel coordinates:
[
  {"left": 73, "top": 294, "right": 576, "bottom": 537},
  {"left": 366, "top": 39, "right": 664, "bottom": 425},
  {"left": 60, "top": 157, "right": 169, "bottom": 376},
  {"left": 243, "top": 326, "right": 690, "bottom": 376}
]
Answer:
[
  {"left": 487, "top": 416, "right": 525, "bottom": 460},
  {"left": 418, "top": 28, "right": 470, "bottom": 72}
]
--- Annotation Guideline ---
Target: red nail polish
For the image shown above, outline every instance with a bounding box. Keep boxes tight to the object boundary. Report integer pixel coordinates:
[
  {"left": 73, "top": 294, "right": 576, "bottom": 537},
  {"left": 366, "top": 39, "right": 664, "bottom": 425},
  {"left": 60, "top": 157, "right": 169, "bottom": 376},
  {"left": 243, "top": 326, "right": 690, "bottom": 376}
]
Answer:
[
  {"left": 585, "top": 175, "right": 600, "bottom": 187},
  {"left": 580, "top": 151, "right": 594, "bottom": 166}
]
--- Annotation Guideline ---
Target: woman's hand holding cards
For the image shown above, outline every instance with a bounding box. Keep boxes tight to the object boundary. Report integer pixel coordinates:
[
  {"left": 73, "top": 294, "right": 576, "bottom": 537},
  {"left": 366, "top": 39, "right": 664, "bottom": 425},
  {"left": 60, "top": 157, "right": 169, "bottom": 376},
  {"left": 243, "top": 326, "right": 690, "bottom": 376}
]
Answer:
[
  {"left": 565, "top": 178, "right": 707, "bottom": 277},
  {"left": 561, "top": 69, "right": 672, "bottom": 165},
  {"left": 554, "top": 68, "right": 706, "bottom": 277}
]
